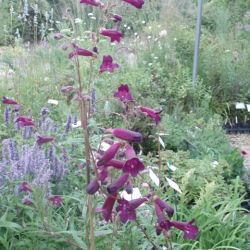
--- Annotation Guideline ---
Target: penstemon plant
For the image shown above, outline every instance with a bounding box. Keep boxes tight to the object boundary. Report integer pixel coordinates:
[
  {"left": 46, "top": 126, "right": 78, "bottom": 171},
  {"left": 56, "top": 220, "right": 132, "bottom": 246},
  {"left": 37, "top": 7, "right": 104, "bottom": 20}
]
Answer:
[{"left": 66, "top": 0, "right": 199, "bottom": 249}]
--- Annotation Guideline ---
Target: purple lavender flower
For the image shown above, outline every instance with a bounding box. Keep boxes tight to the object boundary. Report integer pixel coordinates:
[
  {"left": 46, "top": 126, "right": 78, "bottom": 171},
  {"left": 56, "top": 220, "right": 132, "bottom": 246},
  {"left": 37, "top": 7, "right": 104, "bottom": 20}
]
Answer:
[
  {"left": 4, "top": 107, "right": 11, "bottom": 125},
  {"left": 64, "top": 114, "right": 72, "bottom": 135},
  {"left": 91, "top": 88, "right": 97, "bottom": 113}
]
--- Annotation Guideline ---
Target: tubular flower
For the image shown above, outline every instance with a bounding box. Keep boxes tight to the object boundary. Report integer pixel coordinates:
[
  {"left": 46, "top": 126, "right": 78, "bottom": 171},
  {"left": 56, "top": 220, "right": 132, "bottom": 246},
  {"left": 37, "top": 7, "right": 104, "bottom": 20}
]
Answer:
[
  {"left": 114, "top": 84, "right": 133, "bottom": 103},
  {"left": 100, "top": 28, "right": 122, "bottom": 43},
  {"left": 86, "top": 179, "right": 100, "bottom": 194},
  {"left": 111, "top": 14, "right": 122, "bottom": 22},
  {"left": 139, "top": 106, "right": 161, "bottom": 124},
  {"left": 101, "top": 194, "right": 117, "bottom": 221},
  {"left": 69, "top": 43, "right": 96, "bottom": 58},
  {"left": 61, "top": 85, "right": 74, "bottom": 94},
  {"left": 154, "top": 196, "right": 174, "bottom": 218},
  {"left": 2, "top": 96, "right": 18, "bottom": 105},
  {"left": 97, "top": 142, "right": 121, "bottom": 166},
  {"left": 80, "top": 0, "right": 103, "bottom": 7},
  {"left": 19, "top": 182, "right": 32, "bottom": 193},
  {"left": 107, "top": 173, "right": 129, "bottom": 194},
  {"left": 169, "top": 219, "right": 199, "bottom": 240},
  {"left": 154, "top": 203, "right": 171, "bottom": 231},
  {"left": 116, "top": 197, "right": 147, "bottom": 223},
  {"left": 103, "top": 159, "right": 125, "bottom": 169},
  {"left": 49, "top": 195, "right": 63, "bottom": 207},
  {"left": 15, "top": 116, "right": 35, "bottom": 127},
  {"left": 123, "top": 145, "right": 145, "bottom": 177},
  {"left": 108, "top": 128, "right": 142, "bottom": 143},
  {"left": 99, "top": 55, "right": 119, "bottom": 73},
  {"left": 122, "top": 0, "right": 144, "bottom": 9},
  {"left": 54, "top": 33, "right": 64, "bottom": 40},
  {"left": 36, "top": 135, "right": 54, "bottom": 145}
]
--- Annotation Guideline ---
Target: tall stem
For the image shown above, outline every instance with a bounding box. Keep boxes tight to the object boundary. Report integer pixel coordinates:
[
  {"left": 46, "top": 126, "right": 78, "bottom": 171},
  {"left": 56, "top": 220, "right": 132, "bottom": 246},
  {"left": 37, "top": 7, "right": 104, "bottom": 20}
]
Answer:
[
  {"left": 75, "top": 55, "right": 95, "bottom": 250},
  {"left": 135, "top": 220, "right": 158, "bottom": 249}
]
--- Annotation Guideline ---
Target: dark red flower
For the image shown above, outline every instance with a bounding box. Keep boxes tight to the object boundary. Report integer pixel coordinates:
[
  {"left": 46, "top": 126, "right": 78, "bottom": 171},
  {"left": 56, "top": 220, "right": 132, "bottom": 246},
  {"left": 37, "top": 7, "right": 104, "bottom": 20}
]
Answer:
[
  {"left": 103, "top": 159, "right": 125, "bottom": 170},
  {"left": 123, "top": 145, "right": 145, "bottom": 177},
  {"left": 15, "top": 116, "right": 34, "bottom": 126},
  {"left": 241, "top": 150, "right": 248, "bottom": 156},
  {"left": 107, "top": 128, "right": 142, "bottom": 143},
  {"left": 111, "top": 14, "right": 122, "bottom": 22},
  {"left": 170, "top": 219, "right": 199, "bottom": 240},
  {"left": 69, "top": 43, "right": 96, "bottom": 59},
  {"left": 139, "top": 106, "right": 161, "bottom": 124},
  {"left": 19, "top": 182, "right": 32, "bottom": 193},
  {"left": 116, "top": 197, "right": 147, "bottom": 223},
  {"left": 101, "top": 194, "right": 117, "bottom": 221},
  {"left": 154, "top": 196, "right": 174, "bottom": 218},
  {"left": 86, "top": 179, "right": 100, "bottom": 194},
  {"left": 36, "top": 135, "right": 54, "bottom": 145},
  {"left": 107, "top": 173, "right": 129, "bottom": 194},
  {"left": 80, "top": 0, "right": 103, "bottom": 7},
  {"left": 22, "top": 197, "right": 33, "bottom": 205},
  {"left": 2, "top": 96, "right": 18, "bottom": 105},
  {"left": 114, "top": 84, "right": 133, "bottom": 103},
  {"left": 97, "top": 142, "right": 121, "bottom": 166},
  {"left": 99, "top": 55, "right": 119, "bottom": 73},
  {"left": 49, "top": 195, "right": 63, "bottom": 207},
  {"left": 54, "top": 33, "right": 64, "bottom": 40},
  {"left": 122, "top": 0, "right": 144, "bottom": 9},
  {"left": 100, "top": 28, "right": 122, "bottom": 43},
  {"left": 61, "top": 85, "right": 74, "bottom": 93}
]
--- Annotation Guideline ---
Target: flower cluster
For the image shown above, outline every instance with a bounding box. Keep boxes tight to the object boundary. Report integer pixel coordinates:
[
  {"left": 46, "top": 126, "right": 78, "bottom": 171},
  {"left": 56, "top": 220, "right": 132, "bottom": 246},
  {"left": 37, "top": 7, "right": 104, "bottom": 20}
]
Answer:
[{"left": 1, "top": 99, "right": 68, "bottom": 206}]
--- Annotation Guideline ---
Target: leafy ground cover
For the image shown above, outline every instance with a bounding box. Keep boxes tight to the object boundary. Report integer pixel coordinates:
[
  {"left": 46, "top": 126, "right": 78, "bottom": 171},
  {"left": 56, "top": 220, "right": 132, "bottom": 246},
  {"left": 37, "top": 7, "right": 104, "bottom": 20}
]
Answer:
[{"left": 0, "top": 0, "right": 250, "bottom": 249}]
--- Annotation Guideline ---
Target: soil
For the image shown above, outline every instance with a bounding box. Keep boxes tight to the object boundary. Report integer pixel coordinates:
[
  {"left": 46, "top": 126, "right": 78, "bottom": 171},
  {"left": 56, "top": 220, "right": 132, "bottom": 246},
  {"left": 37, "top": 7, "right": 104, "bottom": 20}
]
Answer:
[{"left": 227, "top": 134, "right": 250, "bottom": 168}]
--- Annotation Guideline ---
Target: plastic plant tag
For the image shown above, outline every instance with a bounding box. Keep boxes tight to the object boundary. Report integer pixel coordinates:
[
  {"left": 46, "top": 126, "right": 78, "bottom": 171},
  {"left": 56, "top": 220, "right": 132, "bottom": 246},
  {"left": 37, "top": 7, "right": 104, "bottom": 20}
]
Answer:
[
  {"left": 99, "top": 141, "right": 111, "bottom": 151},
  {"left": 166, "top": 177, "right": 182, "bottom": 193},
  {"left": 48, "top": 99, "right": 59, "bottom": 105},
  {"left": 247, "top": 104, "right": 250, "bottom": 112},
  {"left": 149, "top": 169, "right": 160, "bottom": 187},
  {"left": 167, "top": 162, "right": 177, "bottom": 172},
  {"left": 72, "top": 121, "right": 81, "bottom": 128},
  {"left": 159, "top": 136, "right": 165, "bottom": 149},
  {"left": 120, "top": 187, "right": 142, "bottom": 201},
  {"left": 235, "top": 102, "right": 245, "bottom": 110}
]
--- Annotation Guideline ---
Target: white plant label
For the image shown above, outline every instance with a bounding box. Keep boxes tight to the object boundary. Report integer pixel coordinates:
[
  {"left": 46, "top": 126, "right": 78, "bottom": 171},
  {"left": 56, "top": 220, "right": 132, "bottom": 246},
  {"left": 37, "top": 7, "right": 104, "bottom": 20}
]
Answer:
[
  {"left": 120, "top": 188, "right": 142, "bottom": 201},
  {"left": 72, "top": 121, "right": 81, "bottom": 128},
  {"left": 149, "top": 169, "right": 160, "bottom": 187},
  {"left": 159, "top": 136, "right": 165, "bottom": 149},
  {"left": 167, "top": 162, "right": 177, "bottom": 172},
  {"left": 235, "top": 102, "right": 245, "bottom": 110},
  {"left": 166, "top": 177, "right": 182, "bottom": 193},
  {"left": 48, "top": 99, "right": 59, "bottom": 105},
  {"left": 99, "top": 141, "right": 111, "bottom": 151},
  {"left": 246, "top": 104, "right": 250, "bottom": 112}
]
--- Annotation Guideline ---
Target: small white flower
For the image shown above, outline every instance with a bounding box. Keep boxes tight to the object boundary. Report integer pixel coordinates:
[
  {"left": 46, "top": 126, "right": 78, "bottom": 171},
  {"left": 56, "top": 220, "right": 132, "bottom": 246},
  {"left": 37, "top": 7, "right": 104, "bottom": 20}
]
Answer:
[
  {"left": 159, "top": 29, "right": 167, "bottom": 38},
  {"left": 142, "top": 20, "right": 146, "bottom": 24},
  {"left": 147, "top": 35, "right": 151, "bottom": 39},
  {"left": 88, "top": 13, "right": 94, "bottom": 16},
  {"left": 90, "top": 16, "right": 96, "bottom": 20},
  {"left": 75, "top": 18, "right": 82, "bottom": 24}
]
